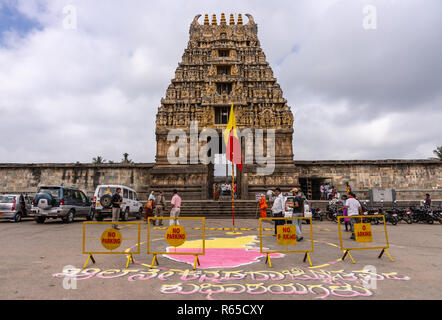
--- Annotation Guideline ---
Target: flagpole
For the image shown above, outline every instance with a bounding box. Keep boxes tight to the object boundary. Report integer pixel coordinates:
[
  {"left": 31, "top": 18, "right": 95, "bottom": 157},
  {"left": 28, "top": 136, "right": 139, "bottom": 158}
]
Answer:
[{"left": 232, "top": 159, "right": 235, "bottom": 233}]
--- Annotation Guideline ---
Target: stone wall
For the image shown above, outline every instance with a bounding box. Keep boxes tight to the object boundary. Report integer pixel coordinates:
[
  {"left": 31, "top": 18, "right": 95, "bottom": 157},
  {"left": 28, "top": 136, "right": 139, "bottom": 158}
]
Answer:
[
  {"left": 0, "top": 160, "right": 441, "bottom": 201},
  {"left": 295, "top": 160, "right": 442, "bottom": 200},
  {"left": 0, "top": 163, "right": 154, "bottom": 199}
]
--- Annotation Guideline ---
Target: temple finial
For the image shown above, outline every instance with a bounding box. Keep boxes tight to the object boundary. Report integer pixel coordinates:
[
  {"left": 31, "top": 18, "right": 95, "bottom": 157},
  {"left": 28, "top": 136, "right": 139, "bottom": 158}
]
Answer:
[
  {"left": 220, "top": 13, "right": 226, "bottom": 25},
  {"left": 211, "top": 14, "right": 217, "bottom": 25},
  {"left": 229, "top": 14, "right": 235, "bottom": 25},
  {"left": 237, "top": 14, "right": 243, "bottom": 25},
  {"left": 204, "top": 14, "right": 209, "bottom": 25}
]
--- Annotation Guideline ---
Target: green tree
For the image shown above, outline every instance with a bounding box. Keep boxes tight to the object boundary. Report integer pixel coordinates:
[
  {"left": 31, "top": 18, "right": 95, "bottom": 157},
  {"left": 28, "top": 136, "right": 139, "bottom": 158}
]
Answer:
[
  {"left": 92, "top": 156, "right": 106, "bottom": 164},
  {"left": 434, "top": 146, "right": 442, "bottom": 160}
]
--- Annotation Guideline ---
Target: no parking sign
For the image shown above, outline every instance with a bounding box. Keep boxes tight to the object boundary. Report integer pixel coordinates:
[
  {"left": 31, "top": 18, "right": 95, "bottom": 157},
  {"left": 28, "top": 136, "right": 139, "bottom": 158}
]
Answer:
[
  {"left": 100, "top": 228, "right": 122, "bottom": 250},
  {"left": 354, "top": 223, "right": 373, "bottom": 243},
  {"left": 276, "top": 224, "right": 297, "bottom": 245}
]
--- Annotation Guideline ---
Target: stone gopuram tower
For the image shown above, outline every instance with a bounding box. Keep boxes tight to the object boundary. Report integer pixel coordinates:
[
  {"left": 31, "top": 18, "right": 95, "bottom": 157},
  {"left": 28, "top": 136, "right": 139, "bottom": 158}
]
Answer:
[{"left": 151, "top": 13, "right": 298, "bottom": 200}]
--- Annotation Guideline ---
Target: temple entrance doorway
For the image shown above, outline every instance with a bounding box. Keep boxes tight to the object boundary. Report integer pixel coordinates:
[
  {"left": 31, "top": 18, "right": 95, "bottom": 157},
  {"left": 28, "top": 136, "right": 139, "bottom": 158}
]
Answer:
[
  {"left": 299, "top": 177, "right": 330, "bottom": 200},
  {"left": 212, "top": 136, "right": 240, "bottom": 200}
]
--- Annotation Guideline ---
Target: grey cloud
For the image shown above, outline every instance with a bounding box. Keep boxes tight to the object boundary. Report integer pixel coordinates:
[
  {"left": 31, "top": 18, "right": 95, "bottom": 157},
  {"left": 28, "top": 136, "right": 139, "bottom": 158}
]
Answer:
[{"left": 0, "top": 0, "right": 440, "bottom": 163}]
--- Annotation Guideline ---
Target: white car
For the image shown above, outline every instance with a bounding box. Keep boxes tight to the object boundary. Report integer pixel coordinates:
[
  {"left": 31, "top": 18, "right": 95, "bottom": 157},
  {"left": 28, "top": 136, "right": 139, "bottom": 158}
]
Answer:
[{"left": 92, "top": 185, "right": 143, "bottom": 221}]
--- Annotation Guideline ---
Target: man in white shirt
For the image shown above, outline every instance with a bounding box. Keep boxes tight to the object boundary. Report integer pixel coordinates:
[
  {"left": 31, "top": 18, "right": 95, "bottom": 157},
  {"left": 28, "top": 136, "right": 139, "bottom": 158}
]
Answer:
[
  {"left": 345, "top": 193, "right": 362, "bottom": 240},
  {"left": 271, "top": 187, "right": 285, "bottom": 235}
]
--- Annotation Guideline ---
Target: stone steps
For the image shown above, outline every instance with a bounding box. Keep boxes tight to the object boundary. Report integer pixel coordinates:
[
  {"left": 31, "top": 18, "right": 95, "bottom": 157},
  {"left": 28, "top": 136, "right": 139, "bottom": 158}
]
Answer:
[
  {"left": 179, "top": 200, "right": 261, "bottom": 219},
  {"left": 149, "top": 199, "right": 442, "bottom": 219}
]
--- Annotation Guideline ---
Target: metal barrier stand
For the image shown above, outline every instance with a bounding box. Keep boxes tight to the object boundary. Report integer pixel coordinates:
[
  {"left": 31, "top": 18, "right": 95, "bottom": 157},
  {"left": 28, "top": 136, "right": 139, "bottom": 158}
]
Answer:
[
  {"left": 82, "top": 221, "right": 141, "bottom": 269},
  {"left": 259, "top": 217, "right": 314, "bottom": 268},
  {"left": 338, "top": 215, "right": 394, "bottom": 264},
  {"left": 147, "top": 217, "right": 205, "bottom": 270}
]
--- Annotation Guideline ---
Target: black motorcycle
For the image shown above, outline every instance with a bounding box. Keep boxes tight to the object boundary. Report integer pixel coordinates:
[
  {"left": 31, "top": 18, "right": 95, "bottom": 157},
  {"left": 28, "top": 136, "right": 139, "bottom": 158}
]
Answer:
[
  {"left": 432, "top": 207, "right": 442, "bottom": 224},
  {"left": 312, "top": 208, "right": 323, "bottom": 221},
  {"left": 360, "top": 201, "right": 381, "bottom": 225},
  {"left": 326, "top": 199, "right": 341, "bottom": 222},
  {"left": 383, "top": 209, "right": 399, "bottom": 225},
  {"left": 396, "top": 208, "right": 413, "bottom": 224},
  {"left": 410, "top": 206, "right": 434, "bottom": 224}
]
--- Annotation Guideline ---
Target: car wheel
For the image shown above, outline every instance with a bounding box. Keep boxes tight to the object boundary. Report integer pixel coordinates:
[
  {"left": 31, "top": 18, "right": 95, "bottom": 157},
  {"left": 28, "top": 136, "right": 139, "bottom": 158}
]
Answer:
[
  {"left": 14, "top": 212, "right": 22, "bottom": 222},
  {"left": 86, "top": 209, "right": 95, "bottom": 221},
  {"left": 121, "top": 208, "right": 129, "bottom": 221},
  {"left": 63, "top": 210, "right": 75, "bottom": 224},
  {"left": 427, "top": 217, "right": 434, "bottom": 225},
  {"left": 136, "top": 208, "right": 142, "bottom": 220},
  {"left": 35, "top": 217, "right": 46, "bottom": 224}
]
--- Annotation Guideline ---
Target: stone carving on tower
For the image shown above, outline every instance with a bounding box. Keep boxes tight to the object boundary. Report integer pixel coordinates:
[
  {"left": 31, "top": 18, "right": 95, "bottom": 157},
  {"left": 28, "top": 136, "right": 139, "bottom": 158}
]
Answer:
[{"left": 152, "top": 13, "right": 298, "bottom": 200}]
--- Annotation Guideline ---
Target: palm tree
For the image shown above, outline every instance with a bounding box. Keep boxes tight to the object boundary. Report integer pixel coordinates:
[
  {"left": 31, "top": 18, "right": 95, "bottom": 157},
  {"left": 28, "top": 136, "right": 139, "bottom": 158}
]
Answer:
[
  {"left": 92, "top": 156, "right": 106, "bottom": 164},
  {"left": 434, "top": 146, "right": 442, "bottom": 160}
]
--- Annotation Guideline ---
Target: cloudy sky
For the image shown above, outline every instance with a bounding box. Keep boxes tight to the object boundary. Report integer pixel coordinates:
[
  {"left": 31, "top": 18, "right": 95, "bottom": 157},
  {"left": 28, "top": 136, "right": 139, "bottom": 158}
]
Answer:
[{"left": 0, "top": 0, "right": 441, "bottom": 163}]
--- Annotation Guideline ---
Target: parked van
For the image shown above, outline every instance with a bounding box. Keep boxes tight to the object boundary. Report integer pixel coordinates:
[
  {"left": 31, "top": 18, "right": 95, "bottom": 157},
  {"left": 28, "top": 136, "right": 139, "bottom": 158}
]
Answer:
[
  {"left": 30, "top": 186, "right": 93, "bottom": 224},
  {"left": 92, "top": 185, "right": 143, "bottom": 221}
]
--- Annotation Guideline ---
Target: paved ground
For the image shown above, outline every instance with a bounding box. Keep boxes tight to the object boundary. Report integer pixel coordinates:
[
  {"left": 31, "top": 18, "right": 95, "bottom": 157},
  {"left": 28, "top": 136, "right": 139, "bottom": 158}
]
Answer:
[{"left": 0, "top": 216, "right": 441, "bottom": 300}]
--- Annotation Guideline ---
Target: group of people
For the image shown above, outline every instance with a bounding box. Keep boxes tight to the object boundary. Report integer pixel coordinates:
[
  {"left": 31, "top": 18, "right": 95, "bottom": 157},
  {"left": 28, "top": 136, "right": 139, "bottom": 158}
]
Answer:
[
  {"left": 213, "top": 182, "right": 237, "bottom": 200},
  {"left": 109, "top": 188, "right": 182, "bottom": 229},
  {"left": 258, "top": 184, "right": 365, "bottom": 242},
  {"left": 320, "top": 183, "right": 338, "bottom": 200},
  {"left": 258, "top": 187, "right": 305, "bottom": 242},
  {"left": 143, "top": 190, "right": 182, "bottom": 226}
]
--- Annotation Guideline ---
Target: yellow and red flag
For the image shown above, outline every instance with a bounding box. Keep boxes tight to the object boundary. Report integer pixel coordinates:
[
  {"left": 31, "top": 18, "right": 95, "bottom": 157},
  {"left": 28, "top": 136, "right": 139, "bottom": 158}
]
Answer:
[{"left": 222, "top": 104, "right": 242, "bottom": 171}]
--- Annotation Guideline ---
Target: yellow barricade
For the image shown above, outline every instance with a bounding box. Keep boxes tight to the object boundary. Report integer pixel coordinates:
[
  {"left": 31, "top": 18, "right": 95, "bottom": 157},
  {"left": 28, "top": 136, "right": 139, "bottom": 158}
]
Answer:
[
  {"left": 82, "top": 221, "right": 141, "bottom": 269},
  {"left": 259, "top": 217, "right": 314, "bottom": 267},
  {"left": 338, "top": 215, "right": 394, "bottom": 264},
  {"left": 147, "top": 217, "right": 205, "bottom": 270}
]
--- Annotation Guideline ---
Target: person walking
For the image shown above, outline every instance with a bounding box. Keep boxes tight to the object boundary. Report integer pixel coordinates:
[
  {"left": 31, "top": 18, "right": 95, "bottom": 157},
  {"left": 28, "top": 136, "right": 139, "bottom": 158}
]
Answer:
[
  {"left": 325, "top": 184, "right": 332, "bottom": 200},
  {"left": 111, "top": 188, "right": 122, "bottom": 230},
  {"left": 213, "top": 183, "right": 220, "bottom": 200},
  {"left": 271, "top": 187, "right": 285, "bottom": 235},
  {"left": 153, "top": 191, "right": 166, "bottom": 226},
  {"left": 424, "top": 193, "right": 431, "bottom": 208},
  {"left": 169, "top": 189, "right": 182, "bottom": 226},
  {"left": 346, "top": 193, "right": 362, "bottom": 240},
  {"left": 331, "top": 186, "right": 337, "bottom": 199},
  {"left": 346, "top": 183, "right": 352, "bottom": 195},
  {"left": 259, "top": 194, "right": 268, "bottom": 218},
  {"left": 342, "top": 194, "right": 350, "bottom": 232},
  {"left": 148, "top": 191, "right": 155, "bottom": 208},
  {"left": 143, "top": 196, "right": 153, "bottom": 223},
  {"left": 291, "top": 188, "right": 304, "bottom": 241},
  {"left": 320, "top": 184, "right": 325, "bottom": 200}
]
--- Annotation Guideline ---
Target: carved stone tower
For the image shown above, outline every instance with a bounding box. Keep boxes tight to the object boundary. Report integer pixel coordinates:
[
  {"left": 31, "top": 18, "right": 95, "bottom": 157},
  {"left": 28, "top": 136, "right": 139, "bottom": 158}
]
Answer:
[{"left": 151, "top": 13, "right": 298, "bottom": 199}]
